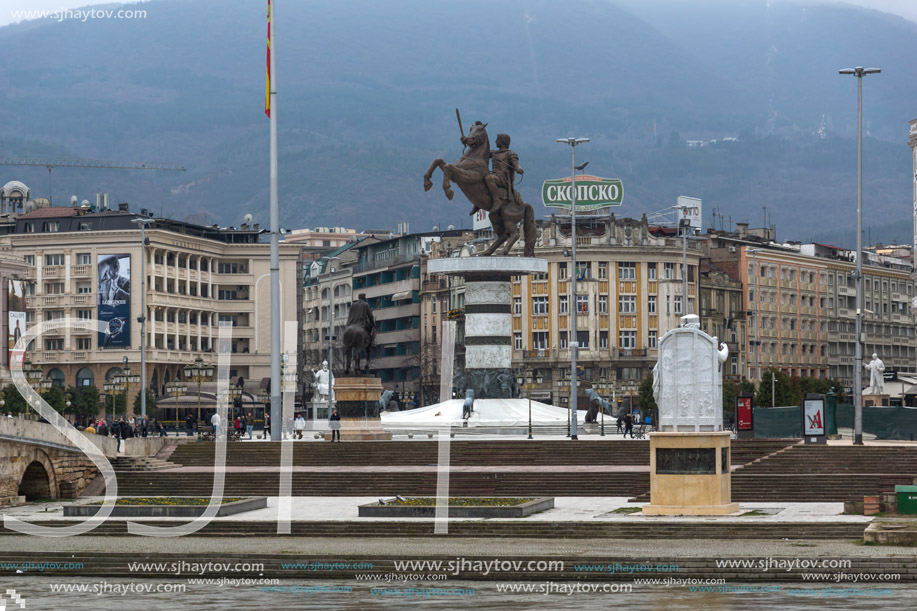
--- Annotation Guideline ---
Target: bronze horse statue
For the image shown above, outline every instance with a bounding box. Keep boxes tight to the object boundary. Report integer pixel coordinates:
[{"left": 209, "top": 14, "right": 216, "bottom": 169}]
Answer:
[
  {"left": 424, "top": 121, "right": 536, "bottom": 256},
  {"left": 342, "top": 324, "right": 371, "bottom": 374}
]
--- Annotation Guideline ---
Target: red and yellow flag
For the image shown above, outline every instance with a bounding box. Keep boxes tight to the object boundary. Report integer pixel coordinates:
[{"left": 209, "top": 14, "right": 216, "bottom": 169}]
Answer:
[{"left": 265, "top": 0, "right": 271, "bottom": 117}]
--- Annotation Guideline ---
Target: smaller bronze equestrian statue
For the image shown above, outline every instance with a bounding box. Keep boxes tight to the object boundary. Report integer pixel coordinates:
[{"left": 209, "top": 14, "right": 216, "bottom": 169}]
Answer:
[
  {"left": 342, "top": 293, "right": 376, "bottom": 374},
  {"left": 424, "top": 110, "right": 536, "bottom": 256}
]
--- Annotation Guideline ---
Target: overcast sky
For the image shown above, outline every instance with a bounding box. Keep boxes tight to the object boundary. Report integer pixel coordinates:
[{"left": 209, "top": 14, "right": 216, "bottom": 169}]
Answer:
[{"left": 2, "top": 0, "right": 916, "bottom": 27}]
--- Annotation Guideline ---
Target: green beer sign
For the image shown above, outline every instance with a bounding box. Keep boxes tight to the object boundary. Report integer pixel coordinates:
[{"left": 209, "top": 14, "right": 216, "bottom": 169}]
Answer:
[{"left": 541, "top": 175, "right": 623, "bottom": 210}]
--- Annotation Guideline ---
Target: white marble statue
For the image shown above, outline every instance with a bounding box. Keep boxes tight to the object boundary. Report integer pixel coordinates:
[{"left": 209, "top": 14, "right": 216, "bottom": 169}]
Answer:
[
  {"left": 313, "top": 360, "right": 334, "bottom": 402},
  {"left": 864, "top": 353, "right": 885, "bottom": 394},
  {"left": 652, "top": 314, "right": 729, "bottom": 432}
]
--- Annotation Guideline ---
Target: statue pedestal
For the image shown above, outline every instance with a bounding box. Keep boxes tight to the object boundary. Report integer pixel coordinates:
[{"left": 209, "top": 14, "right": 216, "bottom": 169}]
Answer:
[
  {"left": 333, "top": 376, "right": 384, "bottom": 418},
  {"left": 323, "top": 418, "right": 392, "bottom": 441},
  {"left": 863, "top": 393, "right": 889, "bottom": 407},
  {"left": 642, "top": 432, "right": 739, "bottom": 516},
  {"left": 427, "top": 257, "right": 547, "bottom": 399}
]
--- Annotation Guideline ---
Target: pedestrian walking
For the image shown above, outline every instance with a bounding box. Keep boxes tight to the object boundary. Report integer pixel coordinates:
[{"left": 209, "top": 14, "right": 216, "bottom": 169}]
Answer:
[
  {"left": 245, "top": 413, "right": 254, "bottom": 440},
  {"left": 616, "top": 416, "right": 623, "bottom": 434},
  {"left": 234, "top": 415, "right": 242, "bottom": 438},
  {"left": 623, "top": 413, "right": 634, "bottom": 439},
  {"left": 211, "top": 411, "right": 221, "bottom": 437},
  {"left": 185, "top": 413, "right": 195, "bottom": 436},
  {"left": 330, "top": 409, "right": 341, "bottom": 442},
  {"left": 263, "top": 413, "right": 271, "bottom": 440},
  {"left": 294, "top": 414, "right": 305, "bottom": 440}
]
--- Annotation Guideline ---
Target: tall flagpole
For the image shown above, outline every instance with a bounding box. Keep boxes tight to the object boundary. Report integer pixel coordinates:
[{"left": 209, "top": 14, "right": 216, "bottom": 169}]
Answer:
[{"left": 268, "top": 0, "right": 281, "bottom": 441}]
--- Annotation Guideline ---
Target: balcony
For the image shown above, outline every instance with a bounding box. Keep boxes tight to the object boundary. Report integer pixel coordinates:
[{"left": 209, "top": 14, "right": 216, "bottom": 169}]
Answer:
[
  {"left": 837, "top": 285, "right": 854, "bottom": 296},
  {"left": 615, "top": 348, "right": 647, "bottom": 358},
  {"left": 43, "top": 266, "right": 64, "bottom": 278},
  {"left": 71, "top": 265, "right": 91, "bottom": 277}
]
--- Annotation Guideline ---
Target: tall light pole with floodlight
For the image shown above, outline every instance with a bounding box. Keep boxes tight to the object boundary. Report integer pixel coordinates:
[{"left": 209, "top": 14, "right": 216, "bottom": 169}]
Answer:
[
  {"left": 839, "top": 66, "right": 880, "bottom": 446},
  {"left": 746, "top": 248, "right": 763, "bottom": 382},
  {"left": 131, "top": 216, "right": 154, "bottom": 418},
  {"left": 556, "top": 137, "right": 589, "bottom": 440}
]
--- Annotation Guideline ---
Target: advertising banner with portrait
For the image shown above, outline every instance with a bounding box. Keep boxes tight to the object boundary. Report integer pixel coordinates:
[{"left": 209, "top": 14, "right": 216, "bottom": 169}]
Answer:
[
  {"left": 7, "top": 279, "right": 26, "bottom": 368},
  {"left": 97, "top": 254, "right": 131, "bottom": 348}
]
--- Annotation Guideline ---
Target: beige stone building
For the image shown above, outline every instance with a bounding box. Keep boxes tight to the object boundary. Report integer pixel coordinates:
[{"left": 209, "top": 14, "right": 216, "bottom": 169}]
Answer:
[
  {"left": 510, "top": 215, "right": 703, "bottom": 408},
  {"left": 8, "top": 206, "right": 299, "bottom": 396}
]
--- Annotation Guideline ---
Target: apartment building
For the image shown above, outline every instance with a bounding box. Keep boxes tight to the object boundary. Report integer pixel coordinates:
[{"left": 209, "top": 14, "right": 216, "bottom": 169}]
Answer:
[
  {"left": 698, "top": 260, "right": 746, "bottom": 385},
  {"left": 8, "top": 206, "right": 299, "bottom": 395},
  {"left": 706, "top": 232, "right": 915, "bottom": 389},
  {"left": 511, "top": 215, "right": 702, "bottom": 407}
]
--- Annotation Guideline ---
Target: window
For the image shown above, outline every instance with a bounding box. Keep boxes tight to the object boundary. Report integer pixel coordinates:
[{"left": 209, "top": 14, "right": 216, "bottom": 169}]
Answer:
[
  {"left": 533, "top": 296, "right": 549, "bottom": 315},
  {"left": 599, "top": 295, "right": 608, "bottom": 314},
  {"left": 44, "top": 282, "right": 65, "bottom": 294},
  {"left": 218, "top": 262, "right": 247, "bottom": 274},
  {"left": 77, "top": 309, "right": 92, "bottom": 320},
  {"left": 431, "top": 299, "right": 436, "bottom": 314},
  {"left": 76, "top": 253, "right": 91, "bottom": 265},
  {"left": 77, "top": 282, "right": 92, "bottom": 294},
  {"left": 45, "top": 310, "right": 64, "bottom": 321},
  {"left": 599, "top": 331, "right": 609, "bottom": 349},
  {"left": 513, "top": 297, "right": 522, "bottom": 315},
  {"left": 79, "top": 222, "right": 92, "bottom": 231},
  {"left": 647, "top": 263, "right": 657, "bottom": 280},
  {"left": 42, "top": 221, "right": 60, "bottom": 232},
  {"left": 619, "top": 330, "right": 637, "bottom": 349},
  {"left": 44, "top": 338, "right": 64, "bottom": 351},
  {"left": 558, "top": 262, "right": 567, "bottom": 279},
  {"left": 26, "top": 311, "right": 35, "bottom": 323},
  {"left": 674, "top": 295, "right": 683, "bottom": 314},
  {"left": 23, "top": 222, "right": 34, "bottom": 233},
  {"left": 663, "top": 262, "right": 675, "bottom": 279},
  {"left": 45, "top": 254, "right": 64, "bottom": 266},
  {"left": 576, "top": 262, "right": 590, "bottom": 280},
  {"left": 577, "top": 330, "right": 589, "bottom": 349},
  {"left": 218, "top": 289, "right": 240, "bottom": 300},
  {"left": 648, "top": 296, "right": 657, "bottom": 314},
  {"left": 598, "top": 262, "right": 608, "bottom": 279},
  {"left": 560, "top": 331, "right": 568, "bottom": 349},
  {"left": 576, "top": 294, "right": 589, "bottom": 314},
  {"left": 514, "top": 332, "right": 522, "bottom": 350},
  {"left": 23, "top": 255, "right": 35, "bottom": 266},
  {"left": 619, "top": 295, "right": 636, "bottom": 314},
  {"left": 77, "top": 337, "right": 92, "bottom": 350},
  {"left": 648, "top": 330, "right": 658, "bottom": 348},
  {"left": 532, "top": 331, "right": 549, "bottom": 350},
  {"left": 559, "top": 295, "right": 568, "bottom": 314},
  {"left": 618, "top": 262, "right": 636, "bottom": 280}
]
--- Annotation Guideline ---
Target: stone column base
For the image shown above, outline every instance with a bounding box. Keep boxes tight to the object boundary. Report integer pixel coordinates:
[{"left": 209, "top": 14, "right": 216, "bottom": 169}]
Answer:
[
  {"left": 642, "top": 503, "right": 740, "bottom": 516},
  {"left": 0, "top": 495, "right": 25, "bottom": 507}
]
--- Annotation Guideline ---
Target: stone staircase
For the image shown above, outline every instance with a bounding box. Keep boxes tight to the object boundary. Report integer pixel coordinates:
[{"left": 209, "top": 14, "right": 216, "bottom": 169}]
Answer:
[{"left": 109, "top": 456, "right": 179, "bottom": 472}]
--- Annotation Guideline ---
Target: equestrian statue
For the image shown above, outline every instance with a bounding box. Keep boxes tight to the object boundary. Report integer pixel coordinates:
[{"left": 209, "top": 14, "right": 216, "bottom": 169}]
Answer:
[
  {"left": 424, "top": 110, "right": 536, "bottom": 256},
  {"left": 342, "top": 293, "right": 375, "bottom": 375}
]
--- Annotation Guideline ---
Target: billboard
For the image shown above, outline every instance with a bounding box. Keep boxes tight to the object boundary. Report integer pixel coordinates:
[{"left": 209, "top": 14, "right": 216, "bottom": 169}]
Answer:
[
  {"left": 803, "top": 397, "right": 825, "bottom": 437},
  {"left": 676, "top": 196, "right": 702, "bottom": 231},
  {"left": 472, "top": 207, "right": 492, "bottom": 231},
  {"left": 7, "top": 279, "right": 25, "bottom": 368},
  {"left": 736, "top": 395, "right": 753, "bottom": 431},
  {"left": 97, "top": 254, "right": 131, "bottom": 348},
  {"left": 542, "top": 175, "right": 623, "bottom": 210}
]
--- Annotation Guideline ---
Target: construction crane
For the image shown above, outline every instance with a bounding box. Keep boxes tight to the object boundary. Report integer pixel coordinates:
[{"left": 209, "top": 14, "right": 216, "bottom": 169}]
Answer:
[{"left": 0, "top": 157, "right": 186, "bottom": 205}]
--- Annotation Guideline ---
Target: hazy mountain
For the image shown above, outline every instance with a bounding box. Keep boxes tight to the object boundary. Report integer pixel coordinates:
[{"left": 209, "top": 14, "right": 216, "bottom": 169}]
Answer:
[{"left": 0, "top": 0, "right": 914, "bottom": 246}]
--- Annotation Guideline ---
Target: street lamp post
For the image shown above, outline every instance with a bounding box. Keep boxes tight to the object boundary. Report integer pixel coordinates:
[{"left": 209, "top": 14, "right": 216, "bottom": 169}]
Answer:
[
  {"left": 166, "top": 381, "right": 187, "bottom": 433},
  {"left": 132, "top": 217, "right": 154, "bottom": 418},
  {"left": 556, "top": 137, "right": 589, "bottom": 441},
  {"left": 747, "top": 248, "right": 763, "bottom": 382},
  {"left": 184, "top": 356, "right": 214, "bottom": 437},
  {"left": 839, "top": 66, "right": 880, "bottom": 446},
  {"left": 555, "top": 379, "right": 571, "bottom": 437},
  {"left": 516, "top": 367, "right": 543, "bottom": 440},
  {"left": 320, "top": 256, "right": 341, "bottom": 417}
]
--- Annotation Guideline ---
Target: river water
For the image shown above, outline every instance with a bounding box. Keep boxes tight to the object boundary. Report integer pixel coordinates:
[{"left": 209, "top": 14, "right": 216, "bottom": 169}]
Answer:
[{"left": 0, "top": 577, "right": 911, "bottom": 610}]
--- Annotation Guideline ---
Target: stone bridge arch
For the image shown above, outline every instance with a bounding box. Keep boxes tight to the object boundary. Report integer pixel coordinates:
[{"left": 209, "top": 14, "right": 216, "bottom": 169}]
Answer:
[{"left": 1, "top": 446, "right": 59, "bottom": 505}]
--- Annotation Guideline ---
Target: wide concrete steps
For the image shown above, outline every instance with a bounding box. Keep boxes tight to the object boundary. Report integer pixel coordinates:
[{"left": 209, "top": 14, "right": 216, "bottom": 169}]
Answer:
[
  {"left": 110, "top": 457, "right": 180, "bottom": 472},
  {"left": 0, "top": 520, "right": 866, "bottom": 540},
  {"left": 109, "top": 471, "right": 651, "bottom": 497}
]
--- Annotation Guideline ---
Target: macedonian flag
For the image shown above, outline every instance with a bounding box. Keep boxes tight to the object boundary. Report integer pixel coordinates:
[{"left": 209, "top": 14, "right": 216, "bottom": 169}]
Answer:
[{"left": 265, "top": 0, "right": 271, "bottom": 117}]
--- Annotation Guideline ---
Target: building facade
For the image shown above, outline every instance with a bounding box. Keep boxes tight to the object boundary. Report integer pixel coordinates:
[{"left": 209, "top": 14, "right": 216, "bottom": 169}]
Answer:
[
  {"left": 510, "top": 215, "right": 702, "bottom": 407},
  {"left": 706, "top": 232, "right": 915, "bottom": 389},
  {"left": 8, "top": 206, "right": 299, "bottom": 397}
]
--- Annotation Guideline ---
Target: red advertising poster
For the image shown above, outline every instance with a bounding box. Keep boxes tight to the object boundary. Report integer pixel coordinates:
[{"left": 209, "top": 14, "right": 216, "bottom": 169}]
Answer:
[{"left": 736, "top": 396, "right": 753, "bottom": 431}]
